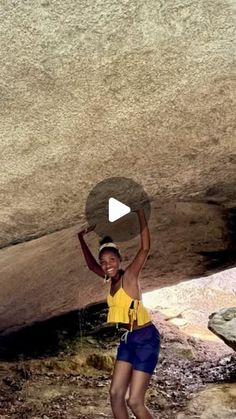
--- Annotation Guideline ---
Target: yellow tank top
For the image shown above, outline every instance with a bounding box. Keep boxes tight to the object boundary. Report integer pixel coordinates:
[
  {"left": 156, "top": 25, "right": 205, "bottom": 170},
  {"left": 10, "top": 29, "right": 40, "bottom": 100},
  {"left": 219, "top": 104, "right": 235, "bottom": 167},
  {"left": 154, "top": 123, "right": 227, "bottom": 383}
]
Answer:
[{"left": 107, "top": 276, "right": 151, "bottom": 331}]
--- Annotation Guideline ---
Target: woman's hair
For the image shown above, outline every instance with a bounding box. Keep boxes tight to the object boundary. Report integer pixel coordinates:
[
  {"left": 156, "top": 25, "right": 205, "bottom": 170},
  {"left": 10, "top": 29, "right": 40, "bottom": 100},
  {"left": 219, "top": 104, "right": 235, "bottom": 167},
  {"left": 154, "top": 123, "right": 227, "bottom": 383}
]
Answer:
[{"left": 98, "top": 236, "right": 122, "bottom": 260}]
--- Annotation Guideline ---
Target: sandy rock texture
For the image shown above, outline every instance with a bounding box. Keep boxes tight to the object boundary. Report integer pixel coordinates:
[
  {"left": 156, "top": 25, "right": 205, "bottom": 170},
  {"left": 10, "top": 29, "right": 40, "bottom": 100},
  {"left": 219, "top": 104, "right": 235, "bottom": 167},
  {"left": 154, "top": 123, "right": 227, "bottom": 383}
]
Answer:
[
  {"left": 1, "top": 0, "right": 236, "bottom": 246},
  {"left": 0, "top": 0, "right": 236, "bottom": 331}
]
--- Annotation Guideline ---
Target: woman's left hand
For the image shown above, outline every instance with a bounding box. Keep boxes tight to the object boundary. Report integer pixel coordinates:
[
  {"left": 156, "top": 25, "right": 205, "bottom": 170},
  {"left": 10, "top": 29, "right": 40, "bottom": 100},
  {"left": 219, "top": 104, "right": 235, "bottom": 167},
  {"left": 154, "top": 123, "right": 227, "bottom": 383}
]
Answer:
[{"left": 132, "top": 207, "right": 144, "bottom": 214}]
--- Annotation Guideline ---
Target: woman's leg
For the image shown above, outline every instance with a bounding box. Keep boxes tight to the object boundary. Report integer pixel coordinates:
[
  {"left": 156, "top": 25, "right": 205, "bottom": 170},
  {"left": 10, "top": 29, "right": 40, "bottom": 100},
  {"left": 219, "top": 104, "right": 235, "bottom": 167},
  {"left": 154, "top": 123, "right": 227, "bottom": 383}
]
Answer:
[
  {"left": 109, "top": 360, "right": 133, "bottom": 419},
  {"left": 127, "top": 370, "right": 154, "bottom": 419}
]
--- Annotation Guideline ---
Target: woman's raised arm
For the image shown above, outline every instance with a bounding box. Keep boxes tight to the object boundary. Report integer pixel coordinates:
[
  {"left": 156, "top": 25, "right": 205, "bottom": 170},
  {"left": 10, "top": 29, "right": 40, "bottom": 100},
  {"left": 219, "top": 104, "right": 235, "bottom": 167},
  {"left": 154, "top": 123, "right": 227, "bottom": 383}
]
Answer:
[
  {"left": 125, "top": 208, "right": 150, "bottom": 278},
  {"left": 78, "top": 225, "right": 104, "bottom": 278}
]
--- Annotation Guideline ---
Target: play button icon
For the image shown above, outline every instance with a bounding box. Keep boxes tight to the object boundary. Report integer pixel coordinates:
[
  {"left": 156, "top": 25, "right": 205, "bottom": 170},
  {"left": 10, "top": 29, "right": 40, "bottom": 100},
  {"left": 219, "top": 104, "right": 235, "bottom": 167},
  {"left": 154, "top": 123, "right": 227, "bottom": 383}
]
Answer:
[
  {"left": 85, "top": 177, "right": 151, "bottom": 242},
  {"left": 108, "top": 198, "right": 131, "bottom": 222}
]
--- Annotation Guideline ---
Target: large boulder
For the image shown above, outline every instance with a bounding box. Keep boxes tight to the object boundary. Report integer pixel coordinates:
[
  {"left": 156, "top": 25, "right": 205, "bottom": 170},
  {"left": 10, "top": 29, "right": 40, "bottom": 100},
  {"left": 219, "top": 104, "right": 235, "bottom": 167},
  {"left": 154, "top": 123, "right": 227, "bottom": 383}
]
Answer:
[
  {"left": 1, "top": 0, "right": 236, "bottom": 249},
  {"left": 208, "top": 308, "right": 236, "bottom": 351}
]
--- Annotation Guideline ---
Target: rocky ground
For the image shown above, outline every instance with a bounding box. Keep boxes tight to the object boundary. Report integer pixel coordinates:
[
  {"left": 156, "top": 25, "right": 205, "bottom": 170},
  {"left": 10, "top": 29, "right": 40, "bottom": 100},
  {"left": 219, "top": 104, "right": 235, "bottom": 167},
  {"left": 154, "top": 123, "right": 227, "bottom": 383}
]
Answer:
[{"left": 0, "top": 306, "right": 235, "bottom": 419}]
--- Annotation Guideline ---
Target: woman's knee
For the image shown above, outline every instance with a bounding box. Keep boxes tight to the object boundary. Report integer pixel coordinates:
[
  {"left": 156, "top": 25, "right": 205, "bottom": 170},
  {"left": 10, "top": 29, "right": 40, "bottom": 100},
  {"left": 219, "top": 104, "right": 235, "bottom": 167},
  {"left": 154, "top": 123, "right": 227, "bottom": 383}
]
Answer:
[
  {"left": 109, "top": 385, "right": 126, "bottom": 405},
  {"left": 127, "top": 395, "right": 143, "bottom": 412}
]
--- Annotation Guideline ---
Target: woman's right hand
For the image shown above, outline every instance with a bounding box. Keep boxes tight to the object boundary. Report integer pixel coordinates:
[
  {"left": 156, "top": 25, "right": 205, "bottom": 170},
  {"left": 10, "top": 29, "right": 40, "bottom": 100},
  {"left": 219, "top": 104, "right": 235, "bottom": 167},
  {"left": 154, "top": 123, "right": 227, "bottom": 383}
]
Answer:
[{"left": 78, "top": 224, "right": 96, "bottom": 238}]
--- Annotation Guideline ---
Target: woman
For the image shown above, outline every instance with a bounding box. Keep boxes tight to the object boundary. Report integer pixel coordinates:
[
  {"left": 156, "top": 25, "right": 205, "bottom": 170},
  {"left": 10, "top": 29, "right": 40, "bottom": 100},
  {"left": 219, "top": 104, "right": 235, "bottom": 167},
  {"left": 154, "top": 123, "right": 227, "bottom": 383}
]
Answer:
[{"left": 78, "top": 208, "right": 160, "bottom": 419}]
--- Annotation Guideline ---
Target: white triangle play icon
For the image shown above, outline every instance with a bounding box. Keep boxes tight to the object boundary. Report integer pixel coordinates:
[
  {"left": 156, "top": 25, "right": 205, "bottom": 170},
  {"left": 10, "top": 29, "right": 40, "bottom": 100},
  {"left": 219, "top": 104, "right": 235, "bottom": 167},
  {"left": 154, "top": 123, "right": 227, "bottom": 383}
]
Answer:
[{"left": 108, "top": 197, "right": 131, "bottom": 222}]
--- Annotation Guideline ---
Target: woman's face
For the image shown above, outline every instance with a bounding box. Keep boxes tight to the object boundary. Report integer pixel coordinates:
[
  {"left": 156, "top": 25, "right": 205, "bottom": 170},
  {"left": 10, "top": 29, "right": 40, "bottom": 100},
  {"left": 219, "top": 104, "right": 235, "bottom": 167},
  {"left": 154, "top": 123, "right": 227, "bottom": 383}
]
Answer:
[{"left": 99, "top": 250, "right": 120, "bottom": 277}]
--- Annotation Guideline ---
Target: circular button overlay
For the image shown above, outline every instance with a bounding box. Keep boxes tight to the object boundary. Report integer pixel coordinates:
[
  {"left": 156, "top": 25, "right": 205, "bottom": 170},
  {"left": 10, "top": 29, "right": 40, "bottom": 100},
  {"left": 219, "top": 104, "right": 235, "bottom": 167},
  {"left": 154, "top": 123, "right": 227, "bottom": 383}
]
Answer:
[{"left": 85, "top": 177, "right": 151, "bottom": 242}]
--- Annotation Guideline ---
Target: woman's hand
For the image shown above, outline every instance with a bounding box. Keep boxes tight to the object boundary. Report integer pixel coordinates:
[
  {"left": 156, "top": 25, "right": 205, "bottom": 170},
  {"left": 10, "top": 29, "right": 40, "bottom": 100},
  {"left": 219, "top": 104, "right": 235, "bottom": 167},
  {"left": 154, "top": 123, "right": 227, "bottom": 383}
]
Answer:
[
  {"left": 132, "top": 207, "right": 144, "bottom": 214},
  {"left": 78, "top": 224, "right": 96, "bottom": 238}
]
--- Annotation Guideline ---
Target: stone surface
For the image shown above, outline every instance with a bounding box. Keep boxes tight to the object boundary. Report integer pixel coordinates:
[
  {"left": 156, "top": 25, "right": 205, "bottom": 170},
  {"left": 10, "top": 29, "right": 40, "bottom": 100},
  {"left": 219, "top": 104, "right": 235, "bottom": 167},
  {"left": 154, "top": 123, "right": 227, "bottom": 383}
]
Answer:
[
  {"left": 0, "top": 0, "right": 236, "bottom": 247},
  {"left": 177, "top": 383, "right": 236, "bottom": 419},
  {"left": 170, "top": 342, "right": 196, "bottom": 360},
  {"left": 208, "top": 307, "right": 236, "bottom": 351},
  {"left": 143, "top": 267, "right": 236, "bottom": 341},
  {"left": 0, "top": 0, "right": 236, "bottom": 332}
]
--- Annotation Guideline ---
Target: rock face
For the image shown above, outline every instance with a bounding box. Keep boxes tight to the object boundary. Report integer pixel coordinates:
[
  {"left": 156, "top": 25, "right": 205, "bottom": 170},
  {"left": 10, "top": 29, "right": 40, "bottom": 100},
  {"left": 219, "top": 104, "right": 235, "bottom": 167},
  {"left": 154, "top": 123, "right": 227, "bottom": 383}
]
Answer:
[
  {"left": 208, "top": 308, "right": 236, "bottom": 351},
  {"left": 0, "top": 1, "right": 236, "bottom": 332},
  {"left": 143, "top": 267, "right": 236, "bottom": 342},
  {"left": 1, "top": 0, "right": 236, "bottom": 248}
]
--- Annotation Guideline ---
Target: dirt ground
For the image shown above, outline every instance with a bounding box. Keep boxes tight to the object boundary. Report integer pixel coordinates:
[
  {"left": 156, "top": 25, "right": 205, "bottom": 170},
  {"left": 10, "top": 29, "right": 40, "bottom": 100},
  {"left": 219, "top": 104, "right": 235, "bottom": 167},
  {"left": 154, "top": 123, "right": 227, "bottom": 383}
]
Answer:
[{"left": 0, "top": 309, "right": 235, "bottom": 419}]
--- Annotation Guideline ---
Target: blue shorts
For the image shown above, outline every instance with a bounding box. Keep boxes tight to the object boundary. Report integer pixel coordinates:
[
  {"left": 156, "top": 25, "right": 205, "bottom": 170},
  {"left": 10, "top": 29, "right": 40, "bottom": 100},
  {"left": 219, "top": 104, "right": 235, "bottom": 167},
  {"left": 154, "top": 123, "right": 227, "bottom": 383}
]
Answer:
[{"left": 116, "top": 323, "right": 161, "bottom": 374}]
